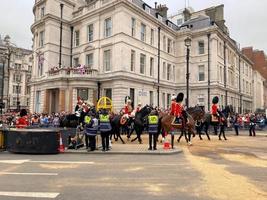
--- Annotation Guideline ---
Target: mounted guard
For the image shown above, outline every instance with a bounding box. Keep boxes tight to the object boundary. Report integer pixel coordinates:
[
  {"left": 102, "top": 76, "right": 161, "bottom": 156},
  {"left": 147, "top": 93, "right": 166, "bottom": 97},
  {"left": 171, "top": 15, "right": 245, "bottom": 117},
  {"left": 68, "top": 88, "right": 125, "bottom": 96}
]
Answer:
[{"left": 211, "top": 96, "right": 220, "bottom": 124}]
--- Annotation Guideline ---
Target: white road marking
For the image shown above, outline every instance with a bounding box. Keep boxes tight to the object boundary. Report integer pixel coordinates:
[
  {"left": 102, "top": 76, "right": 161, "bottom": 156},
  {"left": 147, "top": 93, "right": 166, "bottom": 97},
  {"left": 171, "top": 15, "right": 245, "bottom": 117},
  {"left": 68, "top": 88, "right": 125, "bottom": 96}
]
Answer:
[
  {"left": 29, "top": 161, "right": 95, "bottom": 165},
  {"left": 0, "top": 160, "right": 30, "bottom": 164},
  {"left": 0, "top": 191, "right": 59, "bottom": 198},
  {"left": 0, "top": 172, "right": 58, "bottom": 176}
]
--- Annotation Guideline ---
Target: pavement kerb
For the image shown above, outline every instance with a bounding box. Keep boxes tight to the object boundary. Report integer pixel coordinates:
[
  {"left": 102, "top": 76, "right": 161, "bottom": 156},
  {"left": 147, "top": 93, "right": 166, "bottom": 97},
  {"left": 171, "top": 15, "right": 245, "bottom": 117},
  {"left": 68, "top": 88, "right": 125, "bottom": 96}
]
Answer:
[{"left": 63, "top": 148, "right": 183, "bottom": 155}]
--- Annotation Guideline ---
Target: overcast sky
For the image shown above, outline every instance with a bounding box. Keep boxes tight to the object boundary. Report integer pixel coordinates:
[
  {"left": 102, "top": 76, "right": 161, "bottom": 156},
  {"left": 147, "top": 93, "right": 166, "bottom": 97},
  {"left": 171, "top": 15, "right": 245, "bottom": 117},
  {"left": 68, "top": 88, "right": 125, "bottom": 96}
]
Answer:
[{"left": 0, "top": 0, "right": 266, "bottom": 52}]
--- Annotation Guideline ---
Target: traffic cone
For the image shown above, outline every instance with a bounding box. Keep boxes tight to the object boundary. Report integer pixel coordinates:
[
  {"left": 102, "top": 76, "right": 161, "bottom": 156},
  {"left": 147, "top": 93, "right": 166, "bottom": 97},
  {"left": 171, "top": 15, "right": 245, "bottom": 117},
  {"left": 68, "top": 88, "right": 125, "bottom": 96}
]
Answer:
[
  {"left": 163, "top": 138, "right": 170, "bottom": 150},
  {"left": 58, "top": 132, "right": 65, "bottom": 153}
]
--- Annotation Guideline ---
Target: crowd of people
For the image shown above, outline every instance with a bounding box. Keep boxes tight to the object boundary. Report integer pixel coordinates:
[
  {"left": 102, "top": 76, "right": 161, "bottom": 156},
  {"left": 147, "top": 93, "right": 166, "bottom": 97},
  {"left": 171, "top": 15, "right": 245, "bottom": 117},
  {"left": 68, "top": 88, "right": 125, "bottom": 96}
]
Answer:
[{"left": 0, "top": 94, "right": 266, "bottom": 151}]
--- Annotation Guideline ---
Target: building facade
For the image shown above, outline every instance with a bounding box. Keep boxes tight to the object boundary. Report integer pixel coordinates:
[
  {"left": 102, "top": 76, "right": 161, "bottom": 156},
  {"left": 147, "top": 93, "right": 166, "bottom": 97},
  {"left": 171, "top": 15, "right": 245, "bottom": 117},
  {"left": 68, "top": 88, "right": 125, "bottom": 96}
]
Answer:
[
  {"left": 242, "top": 47, "right": 267, "bottom": 111},
  {"left": 0, "top": 35, "right": 33, "bottom": 113},
  {"left": 31, "top": 0, "right": 256, "bottom": 113}
]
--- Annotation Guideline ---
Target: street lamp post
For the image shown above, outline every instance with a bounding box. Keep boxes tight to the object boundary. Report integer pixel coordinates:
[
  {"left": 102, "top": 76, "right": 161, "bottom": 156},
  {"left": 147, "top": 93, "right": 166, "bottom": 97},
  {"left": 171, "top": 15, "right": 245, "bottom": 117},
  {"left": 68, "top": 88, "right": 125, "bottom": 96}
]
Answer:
[{"left": 184, "top": 37, "right": 191, "bottom": 108}]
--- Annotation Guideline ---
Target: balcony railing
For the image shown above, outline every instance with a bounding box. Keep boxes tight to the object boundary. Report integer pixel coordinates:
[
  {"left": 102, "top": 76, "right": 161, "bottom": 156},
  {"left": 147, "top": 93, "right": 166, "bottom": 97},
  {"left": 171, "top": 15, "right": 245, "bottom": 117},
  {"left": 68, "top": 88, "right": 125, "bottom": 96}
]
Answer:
[{"left": 47, "top": 67, "right": 98, "bottom": 78}]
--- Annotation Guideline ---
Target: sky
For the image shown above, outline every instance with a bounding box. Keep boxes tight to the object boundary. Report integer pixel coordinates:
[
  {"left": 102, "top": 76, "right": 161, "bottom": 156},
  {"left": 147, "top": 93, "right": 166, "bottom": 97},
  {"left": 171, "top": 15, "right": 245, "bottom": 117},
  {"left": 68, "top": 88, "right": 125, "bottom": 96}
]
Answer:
[{"left": 0, "top": 0, "right": 266, "bottom": 53}]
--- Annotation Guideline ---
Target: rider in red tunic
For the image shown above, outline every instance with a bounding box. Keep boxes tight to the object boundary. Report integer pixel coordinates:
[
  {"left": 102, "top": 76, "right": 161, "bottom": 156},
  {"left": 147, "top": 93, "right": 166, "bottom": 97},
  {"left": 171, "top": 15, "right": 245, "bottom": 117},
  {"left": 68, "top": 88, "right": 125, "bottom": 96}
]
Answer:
[
  {"left": 211, "top": 96, "right": 220, "bottom": 116},
  {"left": 170, "top": 95, "right": 176, "bottom": 115},
  {"left": 211, "top": 96, "right": 220, "bottom": 123},
  {"left": 173, "top": 93, "right": 185, "bottom": 124}
]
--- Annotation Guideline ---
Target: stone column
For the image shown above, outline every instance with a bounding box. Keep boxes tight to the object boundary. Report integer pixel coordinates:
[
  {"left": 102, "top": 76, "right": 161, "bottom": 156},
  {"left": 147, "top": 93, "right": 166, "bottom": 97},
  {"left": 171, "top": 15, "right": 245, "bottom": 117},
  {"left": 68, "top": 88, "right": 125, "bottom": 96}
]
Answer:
[
  {"left": 59, "top": 89, "right": 65, "bottom": 112},
  {"left": 43, "top": 89, "right": 50, "bottom": 113}
]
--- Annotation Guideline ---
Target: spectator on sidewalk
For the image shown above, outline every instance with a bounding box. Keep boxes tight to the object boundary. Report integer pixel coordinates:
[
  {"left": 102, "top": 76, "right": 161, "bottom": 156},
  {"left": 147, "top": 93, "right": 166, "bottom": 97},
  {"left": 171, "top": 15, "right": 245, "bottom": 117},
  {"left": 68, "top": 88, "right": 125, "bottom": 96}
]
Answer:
[{"left": 233, "top": 113, "right": 240, "bottom": 136}]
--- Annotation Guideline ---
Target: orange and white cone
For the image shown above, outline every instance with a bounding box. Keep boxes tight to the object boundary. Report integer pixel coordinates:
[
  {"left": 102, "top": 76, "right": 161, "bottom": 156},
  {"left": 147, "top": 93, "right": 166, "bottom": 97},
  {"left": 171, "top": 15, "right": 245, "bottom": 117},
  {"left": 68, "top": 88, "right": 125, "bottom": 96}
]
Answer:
[
  {"left": 58, "top": 133, "right": 65, "bottom": 153},
  {"left": 163, "top": 138, "right": 170, "bottom": 150}
]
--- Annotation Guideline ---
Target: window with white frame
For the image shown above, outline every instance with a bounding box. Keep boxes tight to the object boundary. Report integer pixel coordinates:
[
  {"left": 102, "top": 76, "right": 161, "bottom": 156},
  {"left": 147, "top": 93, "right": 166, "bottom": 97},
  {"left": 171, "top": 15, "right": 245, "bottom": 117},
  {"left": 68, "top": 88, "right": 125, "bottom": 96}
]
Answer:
[
  {"left": 173, "top": 65, "right": 175, "bottom": 81},
  {"left": 35, "top": 91, "right": 41, "bottom": 113},
  {"left": 40, "top": 6, "right": 45, "bottom": 18},
  {"left": 163, "top": 62, "right": 166, "bottom": 79},
  {"left": 104, "top": 88, "right": 112, "bottom": 99},
  {"left": 39, "top": 31, "right": 44, "bottom": 47},
  {"left": 140, "top": 54, "right": 146, "bottom": 74},
  {"left": 73, "top": 58, "right": 79, "bottom": 67},
  {"left": 198, "top": 65, "right": 205, "bottom": 81},
  {"left": 88, "top": 24, "right": 94, "bottom": 42},
  {"left": 104, "top": 18, "right": 112, "bottom": 38},
  {"left": 167, "top": 64, "right": 171, "bottom": 80},
  {"left": 13, "top": 85, "right": 21, "bottom": 94},
  {"left": 104, "top": 50, "right": 111, "bottom": 71},
  {"left": 12, "top": 97, "right": 18, "bottom": 106},
  {"left": 86, "top": 53, "right": 93, "bottom": 69},
  {"left": 150, "top": 57, "right": 154, "bottom": 77},
  {"left": 131, "top": 50, "right": 135, "bottom": 72},
  {"left": 197, "top": 95, "right": 205, "bottom": 106},
  {"left": 131, "top": 18, "right": 136, "bottom": 37},
  {"left": 198, "top": 41, "right": 205, "bottom": 54},
  {"left": 141, "top": 23, "right": 146, "bottom": 42},
  {"left": 150, "top": 29, "right": 154, "bottom": 45},
  {"left": 13, "top": 74, "right": 21, "bottom": 83},
  {"left": 77, "top": 89, "right": 88, "bottom": 101},
  {"left": 75, "top": 30, "right": 80, "bottom": 46}
]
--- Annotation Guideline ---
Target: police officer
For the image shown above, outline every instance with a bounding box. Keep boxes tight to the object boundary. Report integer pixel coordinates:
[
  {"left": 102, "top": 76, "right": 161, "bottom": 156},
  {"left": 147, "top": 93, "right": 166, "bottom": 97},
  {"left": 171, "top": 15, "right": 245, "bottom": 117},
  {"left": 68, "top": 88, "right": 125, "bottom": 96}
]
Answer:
[
  {"left": 84, "top": 112, "right": 98, "bottom": 151},
  {"left": 99, "top": 109, "right": 112, "bottom": 151},
  {"left": 148, "top": 110, "right": 159, "bottom": 151},
  {"left": 249, "top": 113, "right": 256, "bottom": 137}
]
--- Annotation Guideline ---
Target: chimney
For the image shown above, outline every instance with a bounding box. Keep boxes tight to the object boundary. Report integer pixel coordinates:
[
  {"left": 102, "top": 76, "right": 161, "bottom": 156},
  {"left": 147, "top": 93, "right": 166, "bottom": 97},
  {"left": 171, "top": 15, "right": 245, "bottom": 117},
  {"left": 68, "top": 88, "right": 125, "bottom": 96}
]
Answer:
[
  {"left": 156, "top": 4, "right": 168, "bottom": 18},
  {"left": 155, "top": 2, "right": 157, "bottom": 9}
]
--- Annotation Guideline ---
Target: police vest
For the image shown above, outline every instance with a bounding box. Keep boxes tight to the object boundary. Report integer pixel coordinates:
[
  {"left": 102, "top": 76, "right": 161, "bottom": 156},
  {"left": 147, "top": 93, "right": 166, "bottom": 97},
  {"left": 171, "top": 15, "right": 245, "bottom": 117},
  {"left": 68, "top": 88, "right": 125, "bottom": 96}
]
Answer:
[
  {"left": 99, "top": 114, "right": 111, "bottom": 132},
  {"left": 84, "top": 116, "right": 91, "bottom": 124},
  {"left": 148, "top": 115, "right": 158, "bottom": 134},
  {"left": 85, "top": 118, "right": 98, "bottom": 136},
  {"left": 148, "top": 115, "right": 159, "bottom": 125}
]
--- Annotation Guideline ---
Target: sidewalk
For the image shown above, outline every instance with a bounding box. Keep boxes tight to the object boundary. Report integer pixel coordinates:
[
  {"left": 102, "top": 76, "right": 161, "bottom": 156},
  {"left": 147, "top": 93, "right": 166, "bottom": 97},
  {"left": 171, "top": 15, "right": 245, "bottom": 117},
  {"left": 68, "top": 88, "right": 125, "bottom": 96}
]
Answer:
[{"left": 65, "top": 134, "right": 182, "bottom": 155}]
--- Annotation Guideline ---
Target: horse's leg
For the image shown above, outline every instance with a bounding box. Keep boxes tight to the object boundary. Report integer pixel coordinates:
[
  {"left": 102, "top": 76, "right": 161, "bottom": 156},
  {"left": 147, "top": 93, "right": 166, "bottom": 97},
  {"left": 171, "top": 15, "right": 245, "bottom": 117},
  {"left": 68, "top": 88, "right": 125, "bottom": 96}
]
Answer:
[
  {"left": 171, "top": 131, "right": 174, "bottom": 149},
  {"left": 177, "top": 130, "right": 183, "bottom": 143},
  {"left": 184, "top": 129, "right": 189, "bottom": 143},
  {"left": 137, "top": 129, "right": 142, "bottom": 144},
  {"left": 117, "top": 132, "right": 125, "bottom": 144}
]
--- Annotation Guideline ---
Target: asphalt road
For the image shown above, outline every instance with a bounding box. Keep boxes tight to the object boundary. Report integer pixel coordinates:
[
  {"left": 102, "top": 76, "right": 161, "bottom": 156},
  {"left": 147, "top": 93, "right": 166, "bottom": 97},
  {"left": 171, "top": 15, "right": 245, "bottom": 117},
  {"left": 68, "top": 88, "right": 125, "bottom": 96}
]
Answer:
[{"left": 0, "top": 134, "right": 266, "bottom": 200}]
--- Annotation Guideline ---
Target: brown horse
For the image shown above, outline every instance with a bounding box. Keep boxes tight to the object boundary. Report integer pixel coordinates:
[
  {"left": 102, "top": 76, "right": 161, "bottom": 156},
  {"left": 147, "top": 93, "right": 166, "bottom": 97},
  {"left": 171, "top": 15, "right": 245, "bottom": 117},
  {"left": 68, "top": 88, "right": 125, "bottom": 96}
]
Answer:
[{"left": 159, "top": 106, "right": 205, "bottom": 145}]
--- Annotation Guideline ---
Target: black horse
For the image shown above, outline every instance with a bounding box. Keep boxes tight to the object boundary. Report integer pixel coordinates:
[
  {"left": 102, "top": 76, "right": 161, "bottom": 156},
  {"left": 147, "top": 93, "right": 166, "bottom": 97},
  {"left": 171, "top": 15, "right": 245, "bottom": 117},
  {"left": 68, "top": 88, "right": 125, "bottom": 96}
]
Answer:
[
  {"left": 176, "top": 106, "right": 206, "bottom": 144},
  {"left": 110, "top": 112, "right": 132, "bottom": 144},
  {"left": 201, "top": 105, "right": 233, "bottom": 139},
  {"left": 131, "top": 105, "right": 153, "bottom": 144}
]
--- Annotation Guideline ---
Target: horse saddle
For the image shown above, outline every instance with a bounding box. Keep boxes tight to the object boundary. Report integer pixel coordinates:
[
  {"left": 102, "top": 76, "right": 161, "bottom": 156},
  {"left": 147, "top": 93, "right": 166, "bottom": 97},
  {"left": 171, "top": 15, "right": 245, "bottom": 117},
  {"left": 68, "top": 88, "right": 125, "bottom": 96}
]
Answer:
[
  {"left": 171, "top": 117, "right": 183, "bottom": 127},
  {"left": 211, "top": 115, "right": 219, "bottom": 122},
  {"left": 120, "top": 114, "right": 128, "bottom": 125}
]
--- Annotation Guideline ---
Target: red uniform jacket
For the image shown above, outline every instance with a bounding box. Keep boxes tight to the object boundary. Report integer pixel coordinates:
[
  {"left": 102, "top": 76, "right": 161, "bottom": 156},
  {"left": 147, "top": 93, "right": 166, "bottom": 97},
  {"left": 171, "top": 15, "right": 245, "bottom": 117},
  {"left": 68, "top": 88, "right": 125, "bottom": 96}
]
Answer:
[
  {"left": 175, "top": 103, "right": 184, "bottom": 117},
  {"left": 16, "top": 117, "right": 29, "bottom": 128},
  {"left": 211, "top": 104, "right": 218, "bottom": 115},
  {"left": 124, "top": 105, "right": 132, "bottom": 115},
  {"left": 170, "top": 101, "right": 176, "bottom": 115}
]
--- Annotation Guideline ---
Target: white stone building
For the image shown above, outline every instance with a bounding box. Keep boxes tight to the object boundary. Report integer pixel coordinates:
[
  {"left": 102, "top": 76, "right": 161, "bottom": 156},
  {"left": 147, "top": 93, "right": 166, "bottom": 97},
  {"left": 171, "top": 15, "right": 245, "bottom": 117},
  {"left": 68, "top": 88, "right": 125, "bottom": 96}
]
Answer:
[
  {"left": 30, "top": 0, "right": 254, "bottom": 113},
  {"left": 0, "top": 35, "right": 32, "bottom": 112}
]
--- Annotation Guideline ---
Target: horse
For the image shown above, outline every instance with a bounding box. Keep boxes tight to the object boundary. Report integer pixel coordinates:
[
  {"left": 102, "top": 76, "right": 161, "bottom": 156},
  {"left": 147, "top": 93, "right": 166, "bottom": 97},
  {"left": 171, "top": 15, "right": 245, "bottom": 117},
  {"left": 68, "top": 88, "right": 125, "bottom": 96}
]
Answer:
[
  {"left": 131, "top": 105, "right": 153, "bottom": 144},
  {"left": 160, "top": 106, "right": 205, "bottom": 146},
  {"left": 201, "top": 105, "right": 233, "bottom": 138},
  {"left": 110, "top": 112, "right": 129, "bottom": 144}
]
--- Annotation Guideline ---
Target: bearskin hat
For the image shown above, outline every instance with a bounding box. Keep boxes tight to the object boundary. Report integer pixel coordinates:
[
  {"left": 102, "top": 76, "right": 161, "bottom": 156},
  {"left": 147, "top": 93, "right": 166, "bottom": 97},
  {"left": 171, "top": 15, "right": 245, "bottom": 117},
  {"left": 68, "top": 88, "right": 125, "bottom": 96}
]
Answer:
[
  {"left": 176, "top": 93, "right": 184, "bottom": 102},
  {"left": 212, "top": 96, "right": 219, "bottom": 104},
  {"left": 20, "top": 109, "right": 28, "bottom": 117}
]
